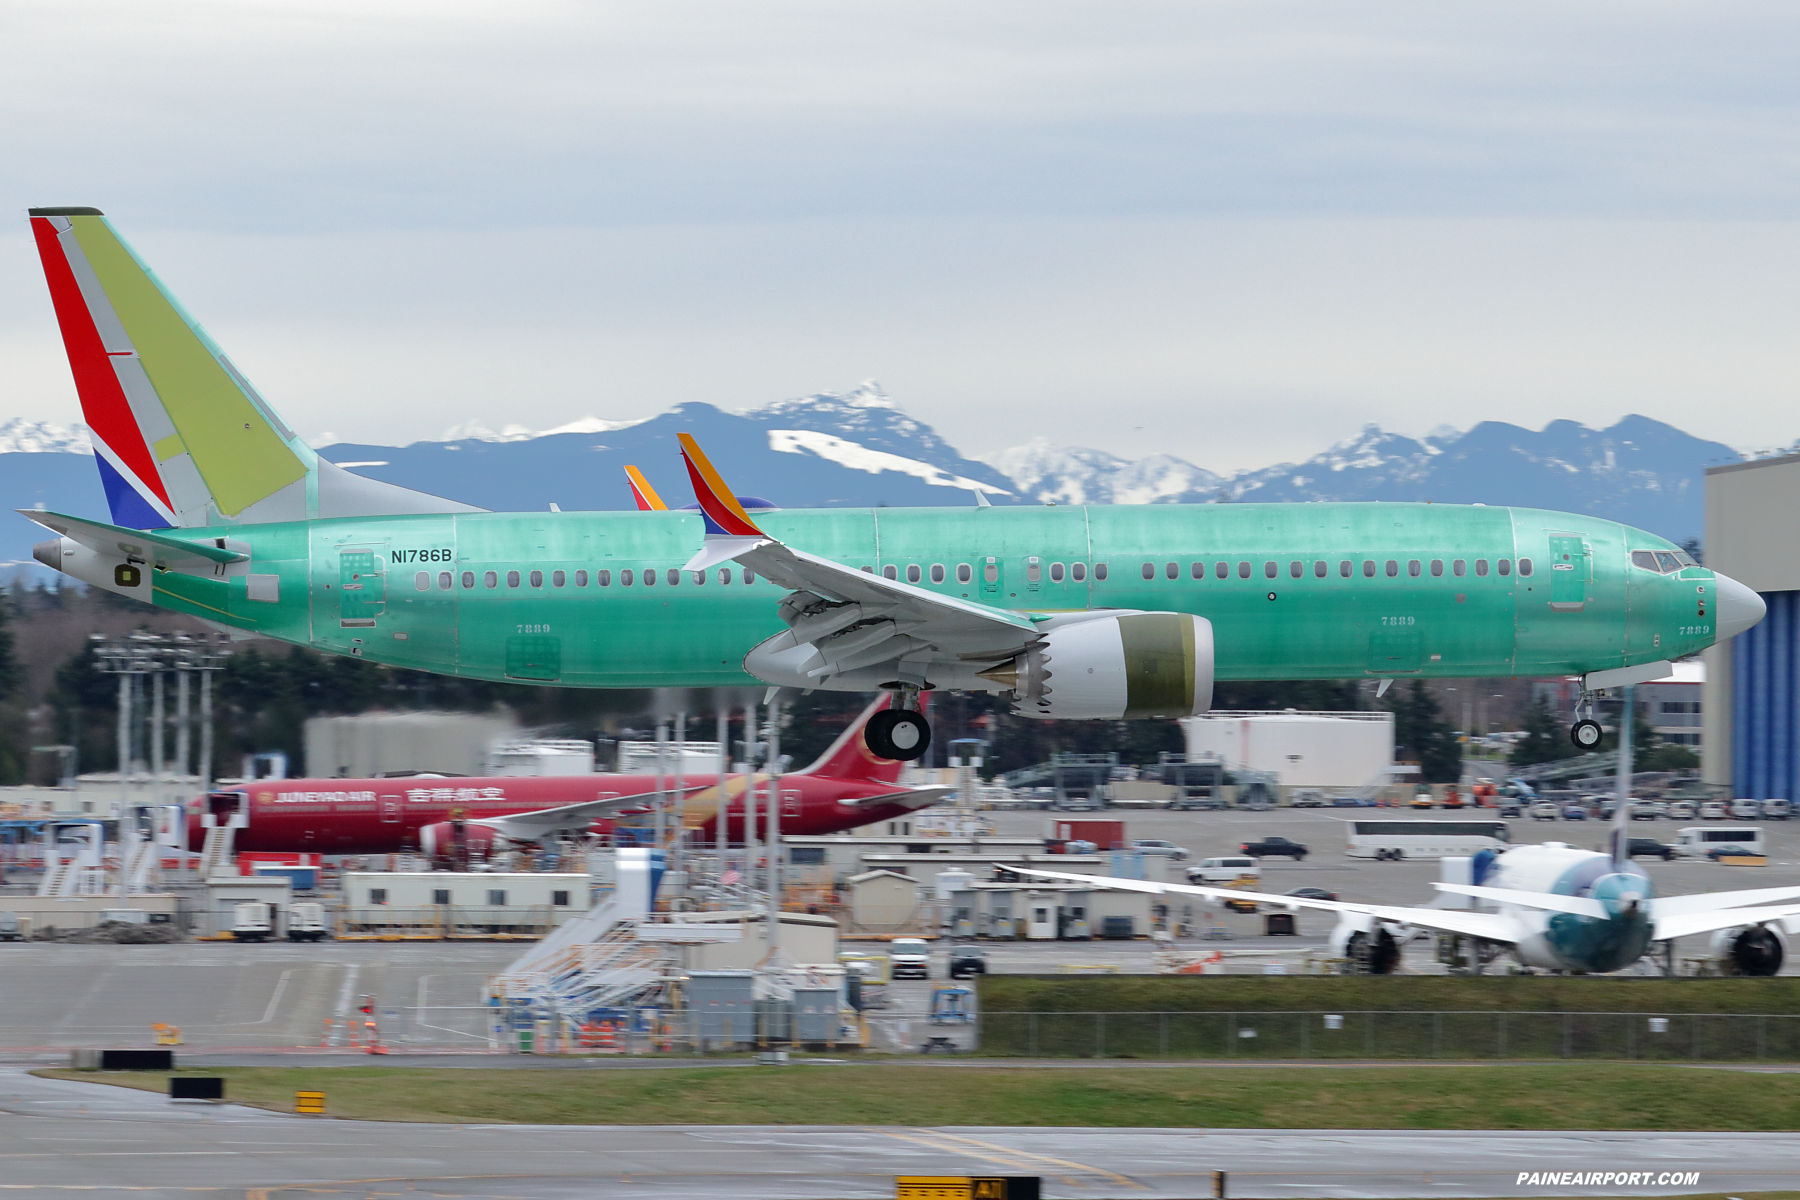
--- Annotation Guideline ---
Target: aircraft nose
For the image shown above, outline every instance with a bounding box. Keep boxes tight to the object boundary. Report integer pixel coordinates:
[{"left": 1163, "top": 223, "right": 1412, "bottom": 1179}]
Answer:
[{"left": 1712, "top": 572, "right": 1767, "bottom": 641}]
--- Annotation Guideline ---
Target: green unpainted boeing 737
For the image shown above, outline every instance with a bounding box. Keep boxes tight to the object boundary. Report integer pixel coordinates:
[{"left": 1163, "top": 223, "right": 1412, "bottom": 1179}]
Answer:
[{"left": 20, "top": 208, "right": 1765, "bottom": 761}]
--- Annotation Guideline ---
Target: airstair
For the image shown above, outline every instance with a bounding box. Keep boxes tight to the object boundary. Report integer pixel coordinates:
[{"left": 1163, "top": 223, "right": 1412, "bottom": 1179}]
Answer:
[
  {"left": 1508, "top": 750, "right": 1621, "bottom": 784},
  {"left": 35, "top": 856, "right": 78, "bottom": 898},
  {"left": 122, "top": 839, "right": 158, "bottom": 893},
  {"left": 198, "top": 825, "right": 235, "bottom": 880}
]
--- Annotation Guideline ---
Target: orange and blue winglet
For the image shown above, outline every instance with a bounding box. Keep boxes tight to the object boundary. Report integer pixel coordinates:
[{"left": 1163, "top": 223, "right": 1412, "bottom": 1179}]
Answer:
[
  {"left": 678, "top": 433, "right": 766, "bottom": 538},
  {"left": 625, "top": 465, "right": 667, "bottom": 512}
]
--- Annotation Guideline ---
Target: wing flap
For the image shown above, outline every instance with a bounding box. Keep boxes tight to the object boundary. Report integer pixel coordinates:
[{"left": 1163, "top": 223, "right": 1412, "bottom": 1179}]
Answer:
[{"left": 1652, "top": 886, "right": 1800, "bottom": 919}]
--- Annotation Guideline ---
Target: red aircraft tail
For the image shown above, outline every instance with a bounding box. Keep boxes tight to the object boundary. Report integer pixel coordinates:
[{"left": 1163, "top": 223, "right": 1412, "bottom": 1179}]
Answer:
[{"left": 796, "top": 693, "right": 929, "bottom": 782}]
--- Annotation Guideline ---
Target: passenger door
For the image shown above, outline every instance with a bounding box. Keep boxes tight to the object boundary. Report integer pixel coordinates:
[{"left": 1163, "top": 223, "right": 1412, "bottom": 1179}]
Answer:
[{"left": 1546, "top": 532, "right": 1591, "bottom": 613}]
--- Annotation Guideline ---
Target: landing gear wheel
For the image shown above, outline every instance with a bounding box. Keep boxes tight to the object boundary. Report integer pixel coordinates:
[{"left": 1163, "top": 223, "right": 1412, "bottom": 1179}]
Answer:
[
  {"left": 1571, "top": 719, "right": 1603, "bottom": 750},
  {"left": 864, "top": 710, "right": 932, "bottom": 761}
]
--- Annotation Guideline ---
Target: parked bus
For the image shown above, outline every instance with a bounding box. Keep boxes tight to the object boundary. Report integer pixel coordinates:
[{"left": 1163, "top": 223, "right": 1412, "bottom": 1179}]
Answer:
[
  {"left": 1670, "top": 825, "right": 1765, "bottom": 859},
  {"left": 1348, "top": 819, "right": 1511, "bottom": 861}
]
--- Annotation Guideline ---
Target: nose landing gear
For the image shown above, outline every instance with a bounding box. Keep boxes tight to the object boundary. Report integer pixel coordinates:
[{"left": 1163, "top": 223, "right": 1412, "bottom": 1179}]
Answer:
[
  {"left": 864, "top": 686, "right": 933, "bottom": 761},
  {"left": 1571, "top": 718, "right": 1604, "bottom": 750}
]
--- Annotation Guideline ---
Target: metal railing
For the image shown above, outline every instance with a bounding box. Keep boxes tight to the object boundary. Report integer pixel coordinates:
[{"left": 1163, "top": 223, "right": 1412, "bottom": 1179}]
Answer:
[{"left": 979, "top": 1010, "right": 1800, "bottom": 1061}]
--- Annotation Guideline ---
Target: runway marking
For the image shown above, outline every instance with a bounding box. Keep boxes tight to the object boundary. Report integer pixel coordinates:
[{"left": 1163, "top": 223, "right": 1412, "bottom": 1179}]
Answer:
[
  {"left": 879, "top": 1128, "right": 1141, "bottom": 1190},
  {"left": 919, "top": 1130, "right": 1143, "bottom": 1190},
  {"left": 252, "top": 970, "right": 294, "bottom": 1026}
]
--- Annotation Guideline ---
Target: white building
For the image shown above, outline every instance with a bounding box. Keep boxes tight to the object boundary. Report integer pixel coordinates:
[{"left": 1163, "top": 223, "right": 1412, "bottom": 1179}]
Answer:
[{"left": 1180, "top": 710, "right": 1394, "bottom": 788}]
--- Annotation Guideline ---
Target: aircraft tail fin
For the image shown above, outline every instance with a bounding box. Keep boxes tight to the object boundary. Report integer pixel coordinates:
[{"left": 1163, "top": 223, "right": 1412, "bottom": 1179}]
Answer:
[
  {"left": 625, "top": 465, "right": 667, "bottom": 511},
  {"left": 796, "top": 693, "right": 932, "bottom": 782},
  {"left": 27, "top": 208, "right": 480, "bottom": 529}
]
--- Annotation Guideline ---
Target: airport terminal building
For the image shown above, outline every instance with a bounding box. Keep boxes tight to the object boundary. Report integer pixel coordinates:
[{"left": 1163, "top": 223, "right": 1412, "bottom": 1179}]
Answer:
[{"left": 1704, "top": 452, "right": 1800, "bottom": 801}]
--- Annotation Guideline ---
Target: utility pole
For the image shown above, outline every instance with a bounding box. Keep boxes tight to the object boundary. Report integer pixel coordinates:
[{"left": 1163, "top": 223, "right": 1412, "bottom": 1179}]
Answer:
[
  {"left": 765, "top": 697, "right": 782, "bottom": 961},
  {"left": 714, "top": 696, "right": 728, "bottom": 868},
  {"left": 1617, "top": 685, "right": 1635, "bottom": 814},
  {"left": 674, "top": 708, "right": 687, "bottom": 881}
]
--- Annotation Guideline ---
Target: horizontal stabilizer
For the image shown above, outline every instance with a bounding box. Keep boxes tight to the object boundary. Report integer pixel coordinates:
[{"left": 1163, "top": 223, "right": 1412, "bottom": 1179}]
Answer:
[
  {"left": 1431, "top": 882, "right": 1609, "bottom": 918},
  {"left": 24, "top": 508, "right": 245, "bottom": 569}
]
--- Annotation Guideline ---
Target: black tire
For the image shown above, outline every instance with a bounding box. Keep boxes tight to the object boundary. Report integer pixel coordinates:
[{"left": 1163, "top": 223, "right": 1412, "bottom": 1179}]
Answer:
[
  {"left": 864, "top": 709, "right": 932, "bottom": 761},
  {"left": 1391, "top": 849, "right": 1405, "bottom": 861},
  {"left": 1571, "top": 719, "right": 1603, "bottom": 750}
]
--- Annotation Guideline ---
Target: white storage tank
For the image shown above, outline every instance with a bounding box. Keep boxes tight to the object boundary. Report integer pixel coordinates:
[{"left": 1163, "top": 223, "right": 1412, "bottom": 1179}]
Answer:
[{"left": 1181, "top": 710, "right": 1394, "bottom": 789}]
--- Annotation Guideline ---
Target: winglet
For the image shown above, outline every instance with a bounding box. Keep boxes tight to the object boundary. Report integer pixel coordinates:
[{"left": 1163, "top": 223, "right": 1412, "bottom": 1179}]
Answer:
[
  {"left": 625, "top": 465, "right": 667, "bottom": 512},
  {"left": 678, "top": 433, "right": 764, "bottom": 537}
]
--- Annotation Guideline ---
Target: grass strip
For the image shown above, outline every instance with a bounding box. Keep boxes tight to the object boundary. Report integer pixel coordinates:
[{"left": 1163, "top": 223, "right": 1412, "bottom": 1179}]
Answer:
[{"left": 36, "top": 1063, "right": 1800, "bottom": 1129}]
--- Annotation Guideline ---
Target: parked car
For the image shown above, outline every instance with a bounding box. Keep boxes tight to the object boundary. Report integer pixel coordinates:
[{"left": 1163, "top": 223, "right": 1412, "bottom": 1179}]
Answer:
[
  {"left": 890, "top": 937, "right": 932, "bottom": 980},
  {"left": 1530, "top": 801, "right": 1561, "bottom": 821},
  {"left": 1632, "top": 801, "right": 1667, "bottom": 821},
  {"left": 1332, "top": 796, "right": 1376, "bottom": 807},
  {"left": 1240, "top": 836, "right": 1308, "bottom": 860},
  {"left": 1498, "top": 798, "right": 1524, "bottom": 818},
  {"left": 1707, "top": 842, "right": 1765, "bottom": 861},
  {"left": 1628, "top": 838, "right": 1675, "bottom": 860},
  {"left": 1410, "top": 792, "right": 1436, "bottom": 809},
  {"left": 1764, "top": 799, "right": 1792, "bottom": 820},
  {"left": 1598, "top": 799, "right": 1619, "bottom": 819},
  {"left": 1563, "top": 804, "right": 1589, "bottom": 820},
  {"left": 1731, "top": 798, "right": 1762, "bottom": 820},
  {"left": 1188, "top": 856, "right": 1260, "bottom": 884},
  {"left": 1287, "top": 886, "right": 1339, "bottom": 902},
  {"left": 947, "top": 945, "right": 987, "bottom": 978},
  {"left": 1701, "top": 800, "right": 1731, "bottom": 821},
  {"left": 1131, "top": 839, "right": 1189, "bottom": 861},
  {"left": 1669, "top": 800, "right": 1698, "bottom": 820}
]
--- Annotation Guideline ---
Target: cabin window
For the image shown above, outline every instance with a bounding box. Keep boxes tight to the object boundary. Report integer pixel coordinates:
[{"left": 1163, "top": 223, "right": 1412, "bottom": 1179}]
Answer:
[
  {"left": 1408, "top": 560, "right": 1421, "bottom": 577},
  {"left": 1386, "top": 560, "right": 1399, "bottom": 577},
  {"left": 1518, "top": 558, "right": 1534, "bottom": 577},
  {"left": 1030, "top": 558, "right": 1045, "bottom": 582},
  {"left": 1430, "top": 560, "right": 1443, "bottom": 577},
  {"left": 575, "top": 570, "right": 587, "bottom": 586},
  {"left": 1190, "top": 562, "right": 1204, "bottom": 579},
  {"left": 1165, "top": 562, "right": 1178, "bottom": 579},
  {"left": 1215, "top": 561, "right": 1229, "bottom": 579},
  {"left": 1475, "top": 559, "right": 1489, "bottom": 576},
  {"left": 438, "top": 571, "right": 453, "bottom": 590},
  {"left": 1264, "top": 561, "right": 1277, "bottom": 578},
  {"left": 1048, "top": 562, "right": 1063, "bottom": 583},
  {"left": 907, "top": 564, "right": 923, "bottom": 583},
  {"left": 957, "top": 563, "right": 973, "bottom": 583},
  {"left": 933, "top": 564, "right": 947, "bottom": 583},
  {"left": 1362, "top": 560, "right": 1376, "bottom": 578},
  {"left": 745, "top": 569, "right": 756, "bottom": 584},
  {"left": 528, "top": 570, "right": 543, "bottom": 587},
  {"left": 1071, "top": 563, "right": 1086, "bottom": 582},
  {"left": 691, "top": 569, "right": 705, "bottom": 585},
  {"left": 415, "top": 571, "right": 430, "bottom": 591},
  {"left": 432, "top": 889, "right": 450, "bottom": 905},
  {"left": 484, "top": 571, "right": 498, "bottom": 588},
  {"left": 597, "top": 569, "right": 611, "bottom": 586},
  {"left": 1238, "top": 561, "right": 1251, "bottom": 579},
  {"left": 1498, "top": 558, "right": 1512, "bottom": 576},
  {"left": 552, "top": 570, "right": 566, "bottom": 587},
  {"left": 1340, "top": 560, "right": 1352, "bottom": 577},
  {"left": 983, "top": 559, "right": 999, "bottom": 583},
  {"left": 861, "top": 565, "right": 874, "bottom": 573},
  {"left": 1095, "top": 563, "right": 1109, "bottom": 581},
  {"left": 462, "top": 571, "right": 476, "bottom": 589},
  {"left": 621, "top": 569, "right": 633, "bottom": 586},
  {"left": 506, "top": 571, "right": 521, "bottom": 588},
  {"left": 883, "top": 565, "right": 899, "bottom": 580},
  {"left": 1290, "top": 561, "right": 1303, "bottom": 579},
  {"left": 1452, "top": 560, "right": 1466, "bottom": 577},
  {"left": 666, "top": 568, "right": 679, "bottom": 585},
  {"left": 1314, "top": 560, "right": 1327, "bottom": 578},
  {"left": 719, "top": 568, "right": 731, "bottom": 584},
  {"left": 643, "top": 568, "right": 657, "bottom": 586},
  {"left": 1142, "top": 562, "right": 1155, "bottom": 580}
]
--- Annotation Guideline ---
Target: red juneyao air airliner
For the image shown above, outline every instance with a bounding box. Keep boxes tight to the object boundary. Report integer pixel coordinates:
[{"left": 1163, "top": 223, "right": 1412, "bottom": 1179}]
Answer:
[{"left": 188, "top": 697, "right": 949, "bottom": 858}]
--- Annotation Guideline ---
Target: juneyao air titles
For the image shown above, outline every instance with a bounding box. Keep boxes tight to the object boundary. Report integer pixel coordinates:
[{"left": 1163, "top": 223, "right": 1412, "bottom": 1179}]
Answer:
[{"left": 20, "top": 208, "right": 1765, "bottom": 761}]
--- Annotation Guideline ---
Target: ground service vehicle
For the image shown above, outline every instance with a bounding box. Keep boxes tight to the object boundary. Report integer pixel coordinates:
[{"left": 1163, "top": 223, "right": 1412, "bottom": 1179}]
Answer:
[
  {"left": 1410, "top": 792, "right": 1436, "bottom": 809},
  {"left": 1187, "top": 856, "right": 1259, "bottom": 884},
  {"left": 231, "top": 902, "right": 275, "bottom": 942},
  {"left": 1672, "top": 826, "right": 1765, "bottom": 859},
  {"left": 1241, "top": 836, "right": 1308, "bottom": 860},
  {"left": 22, "top": 209, "right": 1766, "bottom": 770},
  {"left": 286, "top": 901, "right": 329, "bottom": 942},
  {"left": 948, "top": 946, "right": 986, "bottom": 978},
  {"left": 1347, "top": 819, "right": 1510, "bottom": 861},
  {"left": 890, "top": 937, "right": 931, "bottom": 979}
]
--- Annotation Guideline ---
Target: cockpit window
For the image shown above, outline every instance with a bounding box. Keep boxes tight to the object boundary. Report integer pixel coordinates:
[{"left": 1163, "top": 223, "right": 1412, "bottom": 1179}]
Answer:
[
  {"left": 1655, "top": 551, "right": 1681, "bottom": 573},
  {"left": 1634, "top": 549, "right": 1691, "bottom": 574},
  {"left": 1673, "top": 549, "right": 1697, "bottom": 568},
  {"left": 1631, "top": 551, "right": 1662, "bottom": 572}
]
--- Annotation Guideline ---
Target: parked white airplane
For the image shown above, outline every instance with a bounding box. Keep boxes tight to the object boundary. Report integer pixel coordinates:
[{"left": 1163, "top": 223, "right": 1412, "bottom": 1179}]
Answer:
[{"left": 1011, "top": 804, "right": 1800, "bottom": 975}]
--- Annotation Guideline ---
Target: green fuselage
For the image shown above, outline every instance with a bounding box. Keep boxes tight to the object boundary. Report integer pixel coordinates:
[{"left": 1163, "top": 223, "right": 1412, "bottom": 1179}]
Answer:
[{"left": 146, "top": 502, "right": 1712, "bottom": 687}]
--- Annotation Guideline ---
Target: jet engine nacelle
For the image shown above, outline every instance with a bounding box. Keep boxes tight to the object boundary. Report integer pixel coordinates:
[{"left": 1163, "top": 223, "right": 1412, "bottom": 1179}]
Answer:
[
  {"left": 1708, "top": 924, "right": 1788, "bottom": 977},
  {"left": 1004, "top": 612, "right": 1214, "bottom": 720},
  {"left": 419, "top": 820, "right": 500, "bottom": 864},
  {"left": 1330, "top": 917, "right": 1402, "bottom": 974}
]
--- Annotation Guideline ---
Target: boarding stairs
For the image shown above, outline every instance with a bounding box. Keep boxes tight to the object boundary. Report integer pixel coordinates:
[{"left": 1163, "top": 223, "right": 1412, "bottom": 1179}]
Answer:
[
  {"left": 199, "top": 825, "right": 235, "bottom": 879},
  {"left": 35, "top": 856, "right": 80, "bottom": 898},
  {"left": 489, "top": 920, "right": 671, "bottom": 1019},
  {"left": 122, "top": 839, "right": 158, "bottom": 893}
]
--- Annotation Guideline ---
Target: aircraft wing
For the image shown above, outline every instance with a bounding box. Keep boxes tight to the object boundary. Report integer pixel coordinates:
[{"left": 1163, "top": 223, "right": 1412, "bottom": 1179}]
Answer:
[
  {"left": 471, "top": 786, "right": 707, "bottom": 841},
  {"left": 1651, "top": 885, "right": 1800, "bottom": 919},
  {"left": 835, "top": 785, "right": 955, "bottom": 810},
  {"left": 674, "top": 434, "right": 1041, "bottom": 682},
  {"left": 1654, "top": 904, "right": 1800, "bottom": 942},
  {"left": 1005, "top": 864, "right": 1524, "bottom": 944}
]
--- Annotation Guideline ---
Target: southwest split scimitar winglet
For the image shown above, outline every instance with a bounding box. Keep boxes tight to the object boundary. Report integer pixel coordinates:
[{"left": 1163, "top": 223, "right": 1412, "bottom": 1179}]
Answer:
[{"left": 678, "top": 433, "right": 772, "bottom": 571}]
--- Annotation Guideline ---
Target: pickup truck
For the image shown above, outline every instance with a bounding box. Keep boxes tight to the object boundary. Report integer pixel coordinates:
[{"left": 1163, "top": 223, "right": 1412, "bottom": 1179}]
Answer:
[{"left": 1240, "top": 836, "right": 1308, "bottom": 860}]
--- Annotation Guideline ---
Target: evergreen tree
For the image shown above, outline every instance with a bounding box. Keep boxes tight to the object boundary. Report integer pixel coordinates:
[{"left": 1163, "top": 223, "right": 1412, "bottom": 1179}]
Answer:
[
  {"left": 1509, "top": 696, "right": 1565, "bottom": 766},
  {"left": 0, "top": 595, "right": 22, "bottom": 783},
  {"left": 1387, "top": 679, "right": 1462, "bottom": 783}
]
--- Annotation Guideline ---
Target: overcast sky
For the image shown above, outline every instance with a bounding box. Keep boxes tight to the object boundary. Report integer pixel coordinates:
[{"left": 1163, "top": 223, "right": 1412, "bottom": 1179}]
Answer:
[{"left": 2, "top": 1, "right": 1797, "bottom": 472}]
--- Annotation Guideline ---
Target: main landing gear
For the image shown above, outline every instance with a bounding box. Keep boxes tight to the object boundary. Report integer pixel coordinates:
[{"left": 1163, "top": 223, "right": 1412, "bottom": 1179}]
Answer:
[
  {"left": 864, "top": 686, "right": 933, "bottom": 762},
  {"left": 1570, "top": 688, "right": 1603, "bottom": 750}
]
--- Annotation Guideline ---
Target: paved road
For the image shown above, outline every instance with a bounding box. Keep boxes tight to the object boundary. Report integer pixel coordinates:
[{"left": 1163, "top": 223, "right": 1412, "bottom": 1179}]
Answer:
[{"left": 4, "top": 1068, "right": 1800, "bottom": 1199}]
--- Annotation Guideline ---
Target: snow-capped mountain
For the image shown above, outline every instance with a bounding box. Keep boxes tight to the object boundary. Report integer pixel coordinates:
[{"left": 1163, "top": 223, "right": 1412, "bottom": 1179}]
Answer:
[{"left": 981, "top": 440, "right": 1222, "bottom": 506}]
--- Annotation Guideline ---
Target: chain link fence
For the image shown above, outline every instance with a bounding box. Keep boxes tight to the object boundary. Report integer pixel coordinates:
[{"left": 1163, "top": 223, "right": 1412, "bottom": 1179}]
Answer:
[{"left": 980, "top": 1010, "right": 1800, "bottom": 1061}]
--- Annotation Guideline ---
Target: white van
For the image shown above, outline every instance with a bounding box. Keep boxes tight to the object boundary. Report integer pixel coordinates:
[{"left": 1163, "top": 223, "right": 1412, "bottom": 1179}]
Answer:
[
  {"left": 1186, "top": 856, "right": 1260, "bottom": 884},
  {"left": 1763, "top": 799, "right": 1792, "bottom": 821},
  {"left": 1730, "top": 798, "right": 1762, "bottom": 820},
  {"left": 1671, "top": 826, "right": 1765, "bottom": 860}
]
